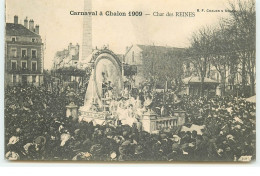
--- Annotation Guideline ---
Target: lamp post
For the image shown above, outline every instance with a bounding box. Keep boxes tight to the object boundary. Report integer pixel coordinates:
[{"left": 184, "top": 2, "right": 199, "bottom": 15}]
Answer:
[{"left": 66, "top": 90, "right": 78, "bottom": 121}]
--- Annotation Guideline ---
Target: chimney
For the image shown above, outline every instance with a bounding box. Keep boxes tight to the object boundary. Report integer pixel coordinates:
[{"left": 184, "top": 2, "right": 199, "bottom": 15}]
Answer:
[
  {"left": 14, "top": 15, "right": 18, "bottom": 24},
  {"left": 68, "top": 43, "right": 72, "bottom": 50},
  {"left": 24, "top": 17, "right": 28, "bottom": 28},
  {"left": 29, "top": 19, "right": 34, "bottom": 31},
  {"left": 35, "top": 25, "right": 39, "bottom": 34}
]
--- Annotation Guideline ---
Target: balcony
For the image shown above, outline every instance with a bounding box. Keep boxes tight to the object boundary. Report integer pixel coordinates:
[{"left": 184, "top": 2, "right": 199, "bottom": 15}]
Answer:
[
  {"left": 31, "top": 56, "right": 39, "bottom": 60},
  {"left": 140, "top": 110, "right": 186, "bottom": 133},
  {"left": 8, "top": 56, "right": 30, "bottom": 60},
  {"left": 7, "top": 67, "right": 41, "bottom": 74},
  {"left": 21, "top": 55, "right": 29, "bottom": 60}
]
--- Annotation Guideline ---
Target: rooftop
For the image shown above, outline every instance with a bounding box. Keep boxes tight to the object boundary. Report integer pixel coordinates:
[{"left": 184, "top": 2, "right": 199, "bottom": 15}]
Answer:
[
  {"left": 137, "top": 44, "right": 185, "bottom": 53},
  {"left": 125, "top": 44, "right": 186, "bottom": 57},
  {"left": 182, "top": 76, "right": 219, "bottom": 84},
  {"left": 6, "top": 23, "right": 40, "bottom": 37}
]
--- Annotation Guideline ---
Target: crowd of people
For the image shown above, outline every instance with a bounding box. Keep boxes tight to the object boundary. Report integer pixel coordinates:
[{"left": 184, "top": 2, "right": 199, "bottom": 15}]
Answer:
[{"left": 5, "top": 85, "right": 256, "bottom": 162}]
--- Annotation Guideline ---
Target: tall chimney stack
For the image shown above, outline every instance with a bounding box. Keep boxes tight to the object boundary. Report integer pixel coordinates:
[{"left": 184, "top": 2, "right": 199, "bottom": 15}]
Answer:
[
  {"left": 29, "top": 19, "right": 34, "bottom": 31},
  {"left": 14, "top": 15, "right": 18, "bottom": 24},
  {"left": 69, "top": 42, "right": 72, "bottom": 50},
  {"left": 81, "top": 0, "right": 92, "bottom": 62},
  {"left": 24, "top": 17, "right": 28, "bottom": 28},
  {"left": 35, "top": 25, "right": 39, "bottom": 34}
]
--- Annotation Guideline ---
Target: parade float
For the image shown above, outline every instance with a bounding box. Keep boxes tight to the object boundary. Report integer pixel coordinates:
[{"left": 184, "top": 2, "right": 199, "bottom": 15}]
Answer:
[
  {"left": 66, "top": 48, "right": 186, "bottom": 134},
  {"left": 78, "top": 49, "right": 123, "bottom": 123}
]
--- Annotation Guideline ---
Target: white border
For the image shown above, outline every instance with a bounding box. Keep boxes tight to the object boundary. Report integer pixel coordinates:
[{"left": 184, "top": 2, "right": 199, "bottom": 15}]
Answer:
[{"left": 0, "top": 0, "right": 259, "bottom": 173}]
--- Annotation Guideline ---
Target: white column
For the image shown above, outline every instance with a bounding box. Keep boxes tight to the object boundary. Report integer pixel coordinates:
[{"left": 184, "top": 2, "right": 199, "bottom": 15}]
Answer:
[
  {"left": 16, "top": 75, "right": 18, "bottom": 83},
  {"left": 186, "top": 85, "right": 190, "bottom": 95},
  {"left": 216, "top": 85, "right": 221, "bottom": 96},
  {"left": 81, "top": 0, "right": 92, "bottom": 61}
]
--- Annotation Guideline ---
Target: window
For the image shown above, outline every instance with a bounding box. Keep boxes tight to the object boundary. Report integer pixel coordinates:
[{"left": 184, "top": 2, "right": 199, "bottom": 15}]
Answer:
[
  {"left": 11, "top": 60, "right": 17, "bottom": 70},
  {"left": 21, "top": 61, "right": 27, "bottom": 69},
  {"left": 132, "top": 51, "right": 135, "bottom": 63},
  {"left": 11, "top": 36, "right": 16, "bottom": 42},
  {"left": 21, "top": 49, "right": 27, "bottom": 58},
  {"left": 11, "top": 48, "right": 17, "bottom": 57},
  {"left": 32, "top": 61, "right": 37, "bottom": 71},
  {"left": 31, "top": 38, "right": 38, "bottom": 43},
  {"left": 31, "top": 49, "right": 37, "bottom": 59}
]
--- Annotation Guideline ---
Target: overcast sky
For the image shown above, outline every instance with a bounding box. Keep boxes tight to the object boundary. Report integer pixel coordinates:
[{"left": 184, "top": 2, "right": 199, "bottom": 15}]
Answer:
[{"left": 6, "top": 0, "right": 232, "bottom": 69}]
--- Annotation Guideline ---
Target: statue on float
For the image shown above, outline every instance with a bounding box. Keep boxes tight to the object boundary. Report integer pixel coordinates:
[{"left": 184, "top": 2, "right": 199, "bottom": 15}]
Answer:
[{"left": 79, "top": 49, "right": 123, "bottom": 116}]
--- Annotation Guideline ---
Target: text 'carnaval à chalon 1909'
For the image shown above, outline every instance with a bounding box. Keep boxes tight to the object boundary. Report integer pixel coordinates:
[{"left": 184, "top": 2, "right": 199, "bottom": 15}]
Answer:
[{"left": 70, "top": 10, "right": 196, "bottom": 17}]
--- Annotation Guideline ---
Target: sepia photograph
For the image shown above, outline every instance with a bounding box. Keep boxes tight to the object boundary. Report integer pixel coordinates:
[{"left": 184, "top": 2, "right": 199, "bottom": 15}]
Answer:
[{"left": 3, "top": 0, "right": 256, "bottom": 162}]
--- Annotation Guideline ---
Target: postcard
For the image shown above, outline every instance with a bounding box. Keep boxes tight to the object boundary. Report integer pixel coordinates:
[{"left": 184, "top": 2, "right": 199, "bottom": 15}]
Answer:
[{"left": 4, "top": 0, "right": 256, "bottom": 162}]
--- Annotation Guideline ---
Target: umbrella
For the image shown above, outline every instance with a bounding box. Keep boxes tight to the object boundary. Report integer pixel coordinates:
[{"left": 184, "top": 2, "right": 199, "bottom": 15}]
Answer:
[{"left": 245, "top": 95, "right": 256, "bottom": 103}]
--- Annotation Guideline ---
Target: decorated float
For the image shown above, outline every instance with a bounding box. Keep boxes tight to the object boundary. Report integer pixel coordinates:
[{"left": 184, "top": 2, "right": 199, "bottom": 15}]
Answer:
[{"left": 66, "top": 49, "right": 186, "bottom": 133}]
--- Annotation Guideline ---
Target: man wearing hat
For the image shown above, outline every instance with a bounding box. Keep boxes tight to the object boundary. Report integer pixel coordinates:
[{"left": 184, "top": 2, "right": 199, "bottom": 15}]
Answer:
[
  {"left": 167, "top": 142, "right": 182, "bottom": 161},
  {"left": 133, "top": 144, "right": 145, "bottom": 161},
  {"left": 89, "top": 144, "right": 105, "bottom": 161},
  {"left": 118, "top": 140, "right": 134, "bottom": 161}
]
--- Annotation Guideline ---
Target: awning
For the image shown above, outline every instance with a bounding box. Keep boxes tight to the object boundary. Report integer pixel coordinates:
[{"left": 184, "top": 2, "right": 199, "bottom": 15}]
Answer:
[{"left": 182, "top": 76, "right": 219, "bottom": 85}]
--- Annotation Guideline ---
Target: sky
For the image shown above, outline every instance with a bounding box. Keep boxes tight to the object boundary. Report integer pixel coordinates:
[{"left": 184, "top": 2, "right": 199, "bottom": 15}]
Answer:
[{"left": 5, "top": 0, "right": 233, "bottom": 69}]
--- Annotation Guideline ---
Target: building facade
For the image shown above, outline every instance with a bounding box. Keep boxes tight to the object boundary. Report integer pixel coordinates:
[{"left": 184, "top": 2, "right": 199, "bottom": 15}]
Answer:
[
  {"left": 52, "top": 43, "right": 82, "bottom": 88},
  {"left": 53, "top": 43, "right": 80, "bottom": 69},
  {"left": 5, "top": 16, "right": 44, "bottom": 86},
  {"left": 124, "top": 44, "right": 185, "bottom": 88},
  {"left": 182, "top": 59, "right": 253, "bottom": 96}
]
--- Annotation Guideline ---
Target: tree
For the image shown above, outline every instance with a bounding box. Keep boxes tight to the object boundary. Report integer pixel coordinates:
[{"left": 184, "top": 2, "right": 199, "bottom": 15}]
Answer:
[
  {"left": 188, "top": 26, "right": 213, "bottom": 96},
  {"left": 142, "top": 46, "right": 185, "bottom": 90},
  {"left": 187, "top": 0, "right": 256, "bottom": 97},
  {"left": 210, "top": 22, "right": 238, "bottom": 96},
  {"left": 226, "top": 0, "right": 256, "bottom": 96}
]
